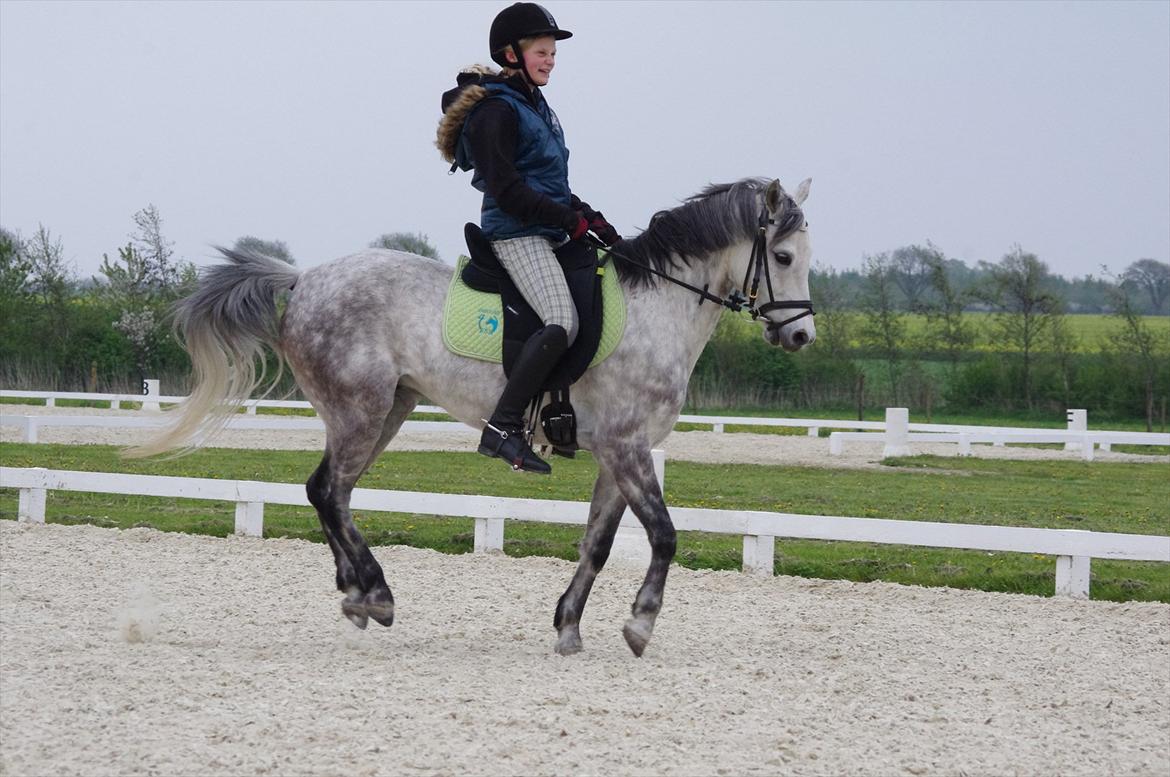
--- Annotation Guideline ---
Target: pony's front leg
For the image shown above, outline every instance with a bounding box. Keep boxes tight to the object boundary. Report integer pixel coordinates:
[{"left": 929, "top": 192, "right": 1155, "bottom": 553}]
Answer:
[
  {"left": 600, "top": 446, "right": 677, "bottom": 657},
  {"left": 554, "top": 467, "right": 627, "bottom": 655}
]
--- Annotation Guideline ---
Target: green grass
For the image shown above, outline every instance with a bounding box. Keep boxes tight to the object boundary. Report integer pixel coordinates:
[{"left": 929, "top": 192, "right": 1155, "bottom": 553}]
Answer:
[
  {"left": 2, "top": 443, "right": 1167, "bottom": 602},
  {"left": 844, "top": 312, "right": 1170, "bottom": 353}
]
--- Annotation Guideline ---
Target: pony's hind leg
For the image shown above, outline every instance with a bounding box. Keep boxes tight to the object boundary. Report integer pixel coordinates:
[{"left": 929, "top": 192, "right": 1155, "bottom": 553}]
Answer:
[
  {"left": 360, "top": 387, "right": 420, "bottom": 473},
  {"left": 597, "top": 445, "right": 677, "bottom": 657},
  {"left": 554, "top": 467, "right": 626, "bottom": 655},
  {"left": 306, "top": 392, "right": 415, "bottom": 630}
]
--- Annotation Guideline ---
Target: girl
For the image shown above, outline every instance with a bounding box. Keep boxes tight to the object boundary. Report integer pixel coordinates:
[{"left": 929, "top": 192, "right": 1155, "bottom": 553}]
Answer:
[{"left": 437, "top": 2, "right": 620, "bottom": 473}]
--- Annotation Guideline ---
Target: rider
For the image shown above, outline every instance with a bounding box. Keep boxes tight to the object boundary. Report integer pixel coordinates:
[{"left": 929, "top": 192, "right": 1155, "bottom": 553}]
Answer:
[{"left": 437, "top": 2, "right": 621, "bottom": 474}]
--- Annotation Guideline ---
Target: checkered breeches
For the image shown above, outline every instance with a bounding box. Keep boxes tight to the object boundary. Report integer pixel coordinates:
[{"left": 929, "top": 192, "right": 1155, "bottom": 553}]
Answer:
[{"left": 490, "top": 235, "right": 579, "bottom": 346}]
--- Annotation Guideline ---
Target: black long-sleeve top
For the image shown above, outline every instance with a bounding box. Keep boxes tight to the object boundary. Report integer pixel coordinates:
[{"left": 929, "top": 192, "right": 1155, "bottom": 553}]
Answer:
[{"left": 462, "top": 83, "right": 590, "bottom": 235}]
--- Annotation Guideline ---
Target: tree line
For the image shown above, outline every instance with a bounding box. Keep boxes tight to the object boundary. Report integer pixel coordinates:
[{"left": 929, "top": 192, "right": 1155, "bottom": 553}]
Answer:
[
  {"left": 693, "top": 244, "right": 1169, "bottom": 429},
  {"left": 2, "top": 211, "right": 1167, "bottom": 427},
  {"left": 0, "top": 207, "right": 438, "bottom": 393},
  {"left": 813, "top": 246, "right": 1169, "bottom": 315}
]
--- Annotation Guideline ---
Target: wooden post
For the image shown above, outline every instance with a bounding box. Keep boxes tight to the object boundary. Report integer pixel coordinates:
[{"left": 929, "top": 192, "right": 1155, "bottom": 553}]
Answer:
[
  {"left": 18, "top": 487, "right": 46, "bottom": 523},
  {"left": 1064, "top": 409, "right": 1086, "bottom": 451},
  {"left": 742, "top": 534, "right": 775, "bottom": 576},
  {"left": 234, "top": 501, "right": 264, "bottom": 537},
  {"left": 1054, "top": 555, "right": 1091, "bottom": 599},
  {"left": 474, "top": 517, "right": 504, "bottom": 553},
  {"left": 142, "top": 379, "right": 161, "bottom": 413},
  {"left": 882, "top": 407, "right": 911, "bottom": 457}
]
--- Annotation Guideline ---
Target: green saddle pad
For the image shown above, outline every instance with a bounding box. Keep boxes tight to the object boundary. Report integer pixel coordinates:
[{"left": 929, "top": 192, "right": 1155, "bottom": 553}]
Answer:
[{"left": 442, "top": 252, "right": 627, "bottom": 367}]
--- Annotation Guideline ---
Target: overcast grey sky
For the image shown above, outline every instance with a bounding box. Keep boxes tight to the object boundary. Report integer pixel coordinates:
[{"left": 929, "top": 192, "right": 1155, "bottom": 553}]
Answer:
[{"left": 2, "top": 0, "right": 1167, "bottom": 282}]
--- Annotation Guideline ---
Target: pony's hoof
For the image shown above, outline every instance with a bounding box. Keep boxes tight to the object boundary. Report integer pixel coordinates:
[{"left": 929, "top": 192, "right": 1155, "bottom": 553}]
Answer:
[
  {"left": 341, "top": 600, "right": 369, "bottom": 630},
  {"left": 365, "top": 590, "right": 395, "bottom": 628},
  {"left": 555, "top": 630, "right": 583, "bottom": 656},
  {"left": 622, "top": 618, "right": 653, "bottom": 657}
]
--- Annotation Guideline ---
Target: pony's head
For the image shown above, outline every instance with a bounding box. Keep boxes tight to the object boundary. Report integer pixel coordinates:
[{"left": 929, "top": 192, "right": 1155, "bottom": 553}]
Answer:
[
  {"left": 610, "top": 176, "right": 816, "bottom": 352},
  {"left": 754, "top": 178, "right": 815, "bottom": 352}
]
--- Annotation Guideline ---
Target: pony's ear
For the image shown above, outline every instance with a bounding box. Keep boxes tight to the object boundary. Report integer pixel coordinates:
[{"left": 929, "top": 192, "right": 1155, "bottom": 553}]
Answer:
[
  {"left": 765, "top": 179, "right": 784, "bottom": 214},
  {"left": 794, "top": 178, "right": 812, "bottom": 206}
]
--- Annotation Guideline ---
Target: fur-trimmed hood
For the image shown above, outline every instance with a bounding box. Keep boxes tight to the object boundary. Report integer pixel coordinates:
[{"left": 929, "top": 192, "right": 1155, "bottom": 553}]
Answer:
[{"left": 435, "top": 64, "right": 502, "bottom": 164}]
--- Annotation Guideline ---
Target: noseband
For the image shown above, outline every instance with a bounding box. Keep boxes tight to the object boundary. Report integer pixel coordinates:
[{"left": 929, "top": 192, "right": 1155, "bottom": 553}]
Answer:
[{"left": 593, "top": 205, "right": 815, "bottom": 328}]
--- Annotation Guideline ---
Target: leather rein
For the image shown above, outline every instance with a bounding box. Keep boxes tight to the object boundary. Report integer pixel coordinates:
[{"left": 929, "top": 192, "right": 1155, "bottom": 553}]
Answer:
[{"left": 586, "top": 205, "right": 815, "bottom": 329}]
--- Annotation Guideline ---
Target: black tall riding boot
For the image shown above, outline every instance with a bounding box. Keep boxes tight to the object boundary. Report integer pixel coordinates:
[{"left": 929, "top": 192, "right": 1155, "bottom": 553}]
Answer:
[{"left": 478, "top": 324, "right": 568, "bottom": 474}]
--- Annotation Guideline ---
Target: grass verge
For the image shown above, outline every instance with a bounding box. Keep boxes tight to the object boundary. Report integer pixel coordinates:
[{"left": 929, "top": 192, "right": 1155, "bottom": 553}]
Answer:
[{"left": 2, "top": 443, "right": 1166, "bottom": 602}]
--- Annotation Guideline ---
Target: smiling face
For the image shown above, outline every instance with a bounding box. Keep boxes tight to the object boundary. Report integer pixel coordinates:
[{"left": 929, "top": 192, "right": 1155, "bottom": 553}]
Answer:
[{"left": 505, "top": 35, "right": 557, "bottom": 86}]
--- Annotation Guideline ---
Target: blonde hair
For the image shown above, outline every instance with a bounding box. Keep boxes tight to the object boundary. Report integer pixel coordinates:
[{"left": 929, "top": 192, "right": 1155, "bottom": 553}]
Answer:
[{"left": 499, "top": 37, "right": 545, "bottom": 77}]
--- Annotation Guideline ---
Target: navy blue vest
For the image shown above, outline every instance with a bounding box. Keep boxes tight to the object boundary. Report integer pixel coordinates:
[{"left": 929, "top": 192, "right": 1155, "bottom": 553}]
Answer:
[{"left": 457, "top": 82, "right": 572, "bottom": 241}]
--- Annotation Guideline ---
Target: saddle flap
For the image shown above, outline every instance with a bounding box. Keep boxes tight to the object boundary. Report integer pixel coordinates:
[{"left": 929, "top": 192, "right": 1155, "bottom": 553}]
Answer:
[
  {"left": 553, "top": 237, "right": 599, "bottom": 272},
  {"left": 461, "top": 223, "right": 507, "bottom": 292}
]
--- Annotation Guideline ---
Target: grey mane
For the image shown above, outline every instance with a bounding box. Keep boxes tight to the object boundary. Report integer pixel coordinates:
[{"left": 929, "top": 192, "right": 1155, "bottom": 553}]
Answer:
[{"left": 613, "top": 177, "right": 805, "bottom": 287}]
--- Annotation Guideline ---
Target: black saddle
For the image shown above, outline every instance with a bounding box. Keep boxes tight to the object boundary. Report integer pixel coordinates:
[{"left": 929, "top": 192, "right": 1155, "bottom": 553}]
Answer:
[
  {"left": 461, "top": 224, "right": 607, "bottom": 455},
  {"left": 461, "top": 223, "right": 605, "bottom": 390}
]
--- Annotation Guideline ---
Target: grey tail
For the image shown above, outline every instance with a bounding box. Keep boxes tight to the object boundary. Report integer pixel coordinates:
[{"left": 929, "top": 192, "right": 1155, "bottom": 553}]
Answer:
[{"left": 127, "top": 247, "right": 301, "bottom": 457}]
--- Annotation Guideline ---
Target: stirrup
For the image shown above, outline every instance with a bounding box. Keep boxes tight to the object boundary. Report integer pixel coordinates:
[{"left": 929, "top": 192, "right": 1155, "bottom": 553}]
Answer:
[{"left": 478, "top": 421, "right": 551, "bottom": 474}]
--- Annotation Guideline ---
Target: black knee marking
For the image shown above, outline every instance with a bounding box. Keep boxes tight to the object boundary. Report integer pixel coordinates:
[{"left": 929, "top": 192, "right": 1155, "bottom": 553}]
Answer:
[
  {"left": 649, "top": 523, "right": 677, "bottom": 558},
  {"left": 306, "top": 455, "right": 332, "bottom": 509}
]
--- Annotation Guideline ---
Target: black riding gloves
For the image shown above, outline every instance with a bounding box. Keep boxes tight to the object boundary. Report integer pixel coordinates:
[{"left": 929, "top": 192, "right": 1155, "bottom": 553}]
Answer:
[{"left": 583, "top": 211, "right": 621, "bottom": 247}]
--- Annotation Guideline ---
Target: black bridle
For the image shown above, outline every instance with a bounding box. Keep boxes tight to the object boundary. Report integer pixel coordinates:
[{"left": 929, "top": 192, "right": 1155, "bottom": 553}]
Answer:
[{"left": 587, "top": 205, "right": 815, "bottom": 328}]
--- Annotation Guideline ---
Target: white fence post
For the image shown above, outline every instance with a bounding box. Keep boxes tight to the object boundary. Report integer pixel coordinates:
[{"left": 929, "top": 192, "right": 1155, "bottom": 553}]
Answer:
[
  {"left": 883, "top": 408, "right": 911, "bottom": 457},
  {"left": 829, "top": 432, "right": 843, "bottom": 456},
  {"left": 1054, "top": 554, "right": 1091, "bottom": 599},
  {"left": 18, "top": 487, "right": 46, "bottom": 523},
  {"left": 22, "top": 417, "right": 38, "bottom": 444},
  {"left": 958, "top": 433, "right": 971, "bottom": 456},
  {"left": 1065, "top": 409, "right": 1086, "bottom": 451},
  {"left": 742, "top": 534, "right": 775, "bottom": 576},
  {"left": 712, "top": 423, "right": 724, "bottom": 433},
  {"left": 474, "top": 517, "right": 505, "bottom": 553},
  {"left": 806, "top": 426, "right": 819, "bottom": 437},
  {"left": 610, "top": 449, "right": 665, "bottom": 564},
  {"left": 142, "top": 379, "right": 161, "bottom": 413},
  {"left": 233, "top": 501, "right": 264, "bottom": 537}
]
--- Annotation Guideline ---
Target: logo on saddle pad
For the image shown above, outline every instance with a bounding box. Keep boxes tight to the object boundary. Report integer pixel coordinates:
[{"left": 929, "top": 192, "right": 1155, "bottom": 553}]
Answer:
[
  {"left": 475, "top": 310, "right": 500, "bottom": 336},
  {"left": 442, "top": 255, "right": 626, "bottom": 367}
]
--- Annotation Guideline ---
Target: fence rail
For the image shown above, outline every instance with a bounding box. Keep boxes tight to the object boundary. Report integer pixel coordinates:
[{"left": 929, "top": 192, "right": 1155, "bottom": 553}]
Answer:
[
  {"left": 829, "top": 408, "right": 1169, "bottom": 459},
  {"left": 6, "top": 389, "right": 1164, "bottom": 448},
  {"left": 4, "top": 466, "right": 1167, "bottom": 600},
  {"left": 0, "top": 413, "right": 474, "bottom": 444}
]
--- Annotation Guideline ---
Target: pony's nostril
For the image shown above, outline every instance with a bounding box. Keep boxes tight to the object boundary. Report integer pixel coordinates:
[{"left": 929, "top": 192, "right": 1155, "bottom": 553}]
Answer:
[{"left": 792, "top": 330, "right": 809, "bottom": 345}]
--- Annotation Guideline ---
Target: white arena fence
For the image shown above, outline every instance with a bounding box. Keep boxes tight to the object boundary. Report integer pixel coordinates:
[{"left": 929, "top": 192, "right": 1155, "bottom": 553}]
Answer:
[
  {"left": 4, "top": 388, "right": 1166, "bottom": 455},
  {"left": 0, "top": 413, "right": 475, "bottom": 444},
  {"left": 4, "top": 466, "right": 1167, "bottom": 600},
  {"left": 828, "top": 408, "right": 1169, "bottom": 460}
]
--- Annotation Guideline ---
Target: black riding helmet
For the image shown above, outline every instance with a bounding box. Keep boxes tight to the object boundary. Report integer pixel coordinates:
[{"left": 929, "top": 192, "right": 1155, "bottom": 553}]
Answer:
[{"left": 489, "top": 2, "right": 572, "bottom": 80}]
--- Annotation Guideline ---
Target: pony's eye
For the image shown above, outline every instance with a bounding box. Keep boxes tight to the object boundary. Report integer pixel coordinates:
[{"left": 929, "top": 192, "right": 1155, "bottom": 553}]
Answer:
[{"left": 774, "top": 251, "right": 794, "bottom": 267}]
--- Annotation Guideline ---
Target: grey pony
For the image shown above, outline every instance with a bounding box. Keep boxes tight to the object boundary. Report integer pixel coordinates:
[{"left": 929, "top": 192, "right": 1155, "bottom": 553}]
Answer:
[{"left": 135, "top": 176, "right": 816, "bottom": 657}]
